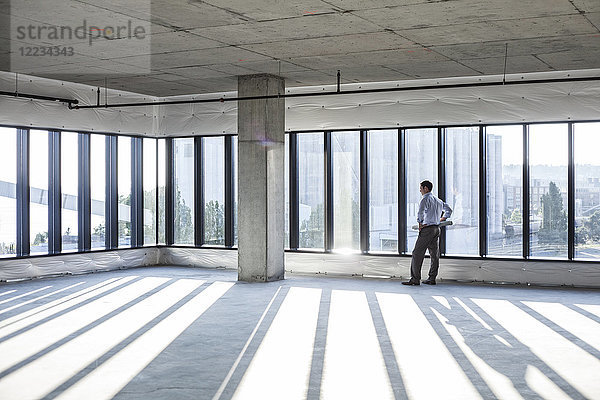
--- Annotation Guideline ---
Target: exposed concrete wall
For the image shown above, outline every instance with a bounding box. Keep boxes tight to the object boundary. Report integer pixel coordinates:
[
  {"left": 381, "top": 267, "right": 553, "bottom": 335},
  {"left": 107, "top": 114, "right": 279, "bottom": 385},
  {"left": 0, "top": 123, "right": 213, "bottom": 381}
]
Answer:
[{"left": 236, "top": 74, "right": 286, "bottom": 282}]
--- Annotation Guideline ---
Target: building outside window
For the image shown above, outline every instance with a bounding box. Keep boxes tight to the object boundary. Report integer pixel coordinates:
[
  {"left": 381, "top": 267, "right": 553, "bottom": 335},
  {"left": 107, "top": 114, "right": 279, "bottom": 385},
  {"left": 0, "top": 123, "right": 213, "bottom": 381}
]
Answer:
[
  {"left": 368, "top": 130, "right": 398, "bottom": 253},
  {"left": 486, "top": 125, "right": 523, "bottom": 257},
  {"left": 405, "top": 128, "right": 437, "bottom": 253}
]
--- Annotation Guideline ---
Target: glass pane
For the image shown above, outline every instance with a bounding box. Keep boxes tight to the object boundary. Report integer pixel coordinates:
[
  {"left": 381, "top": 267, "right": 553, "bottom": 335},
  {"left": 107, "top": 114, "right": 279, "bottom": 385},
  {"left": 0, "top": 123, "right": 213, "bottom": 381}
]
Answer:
[
  {"left": 298, "top": 132, "right": 324, "bottom": 249},
  {"left": 368, "top": 130, "right": 398, "bottom": 252},
  {"left": 574, "top": 123, "right": 600, "bottom": 259},
  {"left": 486, "top": 125, "right": 523, "bottom": 257},
  {"left": 118, "top": 136, "right": 131, "bottom": 247},
  {"left": 0, "top": 128, "right": 17, "bottom": 256},
  {"left": 143, "top": 138, "right": 157, "bottom": 245},
  {"left": 233, "top": 137, "right": 238, "bottom": 246},
  {"left": 30, "top": 130, "right": 49, "bottom": 254},
  {"left": 174, "top": 138, "right": 194, "bottom": 244},
  {"left": 445, "top": 127, "right": 479, "bottom": 255},
  {"left": 157, "top": 139, "right": 166, "bottom": 245},
  {"left": 332, "top": 131, "right": 360, "bottom": 251},
  {"left": 61, "top": 132, "right": 79, "bottom": 251},
  {"left": 406, "top": 128, "right": 437, "bottom": 253},
  {"left": 529, "top": 124, "right": 568, "bottom": 258},
  {"left": 284, "top": 134, "right": 289, "bottom": 248},
  {"left": 91, "top": 134, "right": 105, "bottom": 249},
  {"left": 203, "top": 137, "right": 224, "bottom": 245}
]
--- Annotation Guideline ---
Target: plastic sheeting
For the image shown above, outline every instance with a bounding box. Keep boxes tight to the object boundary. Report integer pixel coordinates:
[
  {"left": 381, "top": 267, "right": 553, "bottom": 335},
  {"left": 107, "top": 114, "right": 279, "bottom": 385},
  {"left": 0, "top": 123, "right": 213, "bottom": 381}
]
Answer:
[
  {"left": 0, "top": 248, "right": 159, "bottom": 281},
  {"left": 160, "top": 68, "right": 600, "bottom": 136},
  {"left": 2, "top": 247, "right": 598, "bottom": 287},
  {"left": 0, "top": 71, "right": 156, "bottom": 135},
  {"left": 3, "top": 69, "right": 600, "bottom": 137},
  {"left": 156, "top": 248, "right": 600, "bottom": 288}
]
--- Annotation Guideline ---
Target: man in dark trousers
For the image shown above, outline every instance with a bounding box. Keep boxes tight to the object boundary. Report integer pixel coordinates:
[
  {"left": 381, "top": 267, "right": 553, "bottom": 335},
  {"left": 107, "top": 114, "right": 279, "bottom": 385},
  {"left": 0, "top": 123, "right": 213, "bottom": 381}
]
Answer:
[{"left": 402, "top": 180, "right": 452, "bottom": 285}]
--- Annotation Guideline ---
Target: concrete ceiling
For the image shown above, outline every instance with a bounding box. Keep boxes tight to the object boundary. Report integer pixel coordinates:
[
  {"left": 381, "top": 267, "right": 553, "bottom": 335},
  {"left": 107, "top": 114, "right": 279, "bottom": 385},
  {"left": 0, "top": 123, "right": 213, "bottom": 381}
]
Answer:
[{"left": 2, "top": 0, "right": 600, "bottom": 97}]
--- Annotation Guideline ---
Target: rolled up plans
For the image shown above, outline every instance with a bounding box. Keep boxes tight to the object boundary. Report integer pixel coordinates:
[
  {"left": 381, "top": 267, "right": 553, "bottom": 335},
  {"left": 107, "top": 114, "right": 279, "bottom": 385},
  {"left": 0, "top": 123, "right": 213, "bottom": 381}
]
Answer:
[{"left": 411, "top": 220, "right": 453, "bottom": 230}]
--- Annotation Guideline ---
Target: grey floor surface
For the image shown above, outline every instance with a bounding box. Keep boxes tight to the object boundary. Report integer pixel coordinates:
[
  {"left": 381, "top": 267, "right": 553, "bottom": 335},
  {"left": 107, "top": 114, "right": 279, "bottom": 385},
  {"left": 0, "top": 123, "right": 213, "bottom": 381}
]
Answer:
[{"left": 0, "top": 266, "right": 599, "bottom": 400}]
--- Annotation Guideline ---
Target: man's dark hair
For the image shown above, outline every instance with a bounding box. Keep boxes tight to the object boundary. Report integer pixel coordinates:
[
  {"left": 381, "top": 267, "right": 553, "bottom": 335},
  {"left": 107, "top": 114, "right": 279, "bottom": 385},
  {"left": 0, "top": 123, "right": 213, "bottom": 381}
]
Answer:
[{"left": 420, "top": 180, "right": 433, "bottom": 191}]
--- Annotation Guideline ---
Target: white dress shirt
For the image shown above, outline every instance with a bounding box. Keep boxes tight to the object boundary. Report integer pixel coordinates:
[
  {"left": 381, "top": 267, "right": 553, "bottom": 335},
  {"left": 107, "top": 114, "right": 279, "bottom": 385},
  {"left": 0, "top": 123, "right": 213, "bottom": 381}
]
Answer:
[{"left": 417, "top": 192, "right": 453, "bottom": 226}]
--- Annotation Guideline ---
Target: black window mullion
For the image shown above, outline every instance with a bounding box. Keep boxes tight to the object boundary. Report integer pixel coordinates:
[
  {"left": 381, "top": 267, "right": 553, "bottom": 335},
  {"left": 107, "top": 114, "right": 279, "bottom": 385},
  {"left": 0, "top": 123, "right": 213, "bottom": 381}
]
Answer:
[
  {"left": 48, "top": 130, "right": 61, "bottom": 254},
  {"left": 78, "top": 133, "right": 91, "bottom": 252},
  {"left": 165, "top": 138, "right": 174, "bottom": 246},
  {"left": 523, "top": 125, "right": 530, "bottom": 258},
  {"left": 131, "top": 137, "right": 144, "bottom": 247},
  {"left": 289, "top": 133, "right": 299, "bottom": 250},
  {"left": 438, "top": 127, "right": 446, "bottom": 255},
  {"left": 155, "top": 139, "right": 160, "bottom": 245},
  {"left": 16, "top": 128, "right": 29, "bottom": 256},
  {"left": 106, "top": 135, "right": 118, "bottom": 249},
  {"left": 479, "top": 126, "right": 487, "bottom": 257},
  {"left": 225, "top": 136, "right": 234, "bottom": 247},
  {"left": 324, "top": 131, "right": 333, "bottom": 251},
  {"left": 360, "top": 130, "right": 369, "bottom": 253},
  {"left": 568, "top": 123, "right": 575, "bottom": 260},
  {"left": 194, "top": 137, "right": 204, "bottom": 246},
  {"left": 398, "top": 129, "right": 406, "bottom": 254}
]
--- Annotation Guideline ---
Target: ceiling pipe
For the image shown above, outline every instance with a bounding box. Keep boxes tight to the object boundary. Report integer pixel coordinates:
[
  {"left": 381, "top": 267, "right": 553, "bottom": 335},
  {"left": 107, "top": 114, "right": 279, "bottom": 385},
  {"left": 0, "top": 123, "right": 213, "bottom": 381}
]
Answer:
[
  {"left": 0, "top": 90, "right": 78, "bottom": 106},
  {"left": 68, "top": 75, "right": 600, "bottom": 110}
]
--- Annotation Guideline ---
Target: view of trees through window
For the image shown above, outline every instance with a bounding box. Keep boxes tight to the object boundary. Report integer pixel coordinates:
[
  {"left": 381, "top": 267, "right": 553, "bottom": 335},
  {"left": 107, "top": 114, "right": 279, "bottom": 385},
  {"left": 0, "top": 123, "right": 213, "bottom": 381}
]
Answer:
[
  {"left": 173, "top": 138, "right": 194, "bottom": 245},
  {"left": 529, "top": 124, "right": 568, "bottom": 258},
  {"left": 203, "top": 137, "right": 224, "bottom": 245}
]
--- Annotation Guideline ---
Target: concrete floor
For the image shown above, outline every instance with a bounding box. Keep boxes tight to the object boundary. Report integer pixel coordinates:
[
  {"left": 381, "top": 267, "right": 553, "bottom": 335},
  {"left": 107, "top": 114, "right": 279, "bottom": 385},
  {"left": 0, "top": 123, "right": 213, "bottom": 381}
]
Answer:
[{"left": 0, "top": 266, "right": 599, "bottom": 400}]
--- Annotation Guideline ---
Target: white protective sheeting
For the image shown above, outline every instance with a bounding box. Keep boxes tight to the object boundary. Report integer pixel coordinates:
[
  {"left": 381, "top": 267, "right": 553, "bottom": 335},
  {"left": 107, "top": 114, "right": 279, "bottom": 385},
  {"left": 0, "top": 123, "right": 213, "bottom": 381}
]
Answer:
[
  {"left": 2, "top": 247, "right": 598, "bottom": 287},
  {"left": 0, "top": 71, "right": 156, "bottom": 135},
  {"left": 0, "top": 248, "right": 159, "bottom": 281},
  {"left": 157, "top": 248, "right": 600, "bottom": 288},
  {"left": 159, "top": 68, "right": 600, "bottom": 136},
  {"left": 157, "top": 247, "right": 237, "bottom": 269},
  {"left": 3, "top": 69, "right": 600, "bottom": 137}
]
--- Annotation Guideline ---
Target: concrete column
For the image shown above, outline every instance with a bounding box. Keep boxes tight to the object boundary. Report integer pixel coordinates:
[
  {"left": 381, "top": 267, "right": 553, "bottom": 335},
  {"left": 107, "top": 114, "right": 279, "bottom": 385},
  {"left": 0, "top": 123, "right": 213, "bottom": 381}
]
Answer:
[{"left": 237, "top": 74, "right": 285, "bottom": 282}]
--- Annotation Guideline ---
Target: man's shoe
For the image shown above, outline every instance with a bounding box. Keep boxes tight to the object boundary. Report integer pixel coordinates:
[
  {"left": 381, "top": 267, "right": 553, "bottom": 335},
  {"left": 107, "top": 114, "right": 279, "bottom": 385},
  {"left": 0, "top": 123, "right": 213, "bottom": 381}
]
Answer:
[
  {"left": 422, "top": 279, "right": 436, "bottom": 285},
  {"left": 402, "top": 280, "right": 420, "bottom": 286}
]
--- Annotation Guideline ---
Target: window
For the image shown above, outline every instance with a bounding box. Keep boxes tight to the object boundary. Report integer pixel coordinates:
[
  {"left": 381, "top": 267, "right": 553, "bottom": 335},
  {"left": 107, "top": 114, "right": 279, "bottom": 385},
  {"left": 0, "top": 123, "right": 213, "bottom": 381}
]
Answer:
[
  {"left": 529, "top": 124, "right": 568, "bottom": 258},
  {"left": 368, "top": 130, "right": 398, "bottom": 253},
  {"left": 233, "top": 136, "right": 238, "bottom": 246},
  {"left": 486, "top": 125, "right": 523, "bottom": 257},
  {"left": 173, "top": 138, "right": 194, "bottom": 244},
  {"left": 118, "top": 136, "right": 131, "bottom": 247},
  {"left": 445, "top": 127, "right": 479, "bottom": 255},
  {"left": 157, "top": 139, "right": 166, "bottom": 245},
  {"left": 332, "top": 131, "right": 360, "bottom": 251},
  {"left": 284, "top": 134, "right": 289, "bottom": 248},
  {"left": 30, "top": 130, "right": 49, "bottom": 254},
  {"left": 0, "top": 128, "right": 17, "bottom": 256},
  {"left": 203, "top": 137, "right": 224, "bottom": 245},
  {"left": 298, "top": 132, "right": 325, "bottom": 249},
  {"left": 61, "top": 131, "right": 79, "bottom": 251},
  {"left": 143, "top": 138, "right": 157, "bottom": 245},
  {"left": 574, "top": 122, "right": 600, "bottom": 259},
  {"left": 406, "top": 128, "right": 437, "bottom": 253},
  {"left": 90, "top": 134, "right": 105, "bottom": 249}
]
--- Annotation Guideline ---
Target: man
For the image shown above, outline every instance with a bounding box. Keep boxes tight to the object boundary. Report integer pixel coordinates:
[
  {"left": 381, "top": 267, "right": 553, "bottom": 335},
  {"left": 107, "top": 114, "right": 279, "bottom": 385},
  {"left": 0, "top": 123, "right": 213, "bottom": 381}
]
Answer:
[{"left": 402, "top": 180, "right": 452, "bottom": 286}]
